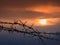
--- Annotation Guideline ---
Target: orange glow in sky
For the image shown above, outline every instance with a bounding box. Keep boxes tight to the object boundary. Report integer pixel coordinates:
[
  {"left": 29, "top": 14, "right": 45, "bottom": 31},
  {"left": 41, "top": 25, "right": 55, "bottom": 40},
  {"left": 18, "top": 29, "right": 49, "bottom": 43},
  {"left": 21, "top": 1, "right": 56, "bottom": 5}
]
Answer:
[
  {"left": 26, "top": 6, "right": 60, "bottom": 13},
  {"left": 35, "top": 18, "right": 60, "bottom": 26},
  {"left": 39, "top": 19, "right": 47, "bottom": 25}
]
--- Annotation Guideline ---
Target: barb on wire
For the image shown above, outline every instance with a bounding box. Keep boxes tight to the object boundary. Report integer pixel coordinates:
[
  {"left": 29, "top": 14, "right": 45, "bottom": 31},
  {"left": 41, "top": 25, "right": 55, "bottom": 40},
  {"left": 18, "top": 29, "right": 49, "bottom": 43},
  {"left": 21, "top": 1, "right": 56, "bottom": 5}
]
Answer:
[{"left": 0, "top": 20, "right": 60, "bottom": 45}]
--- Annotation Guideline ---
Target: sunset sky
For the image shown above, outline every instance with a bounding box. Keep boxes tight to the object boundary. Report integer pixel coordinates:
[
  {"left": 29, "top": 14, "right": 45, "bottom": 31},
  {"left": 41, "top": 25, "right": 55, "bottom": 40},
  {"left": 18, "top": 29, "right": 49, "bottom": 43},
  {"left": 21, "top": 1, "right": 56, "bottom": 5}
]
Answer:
[
  {"left": 0, "top": 1, "right": 60, "bottom": 45},
  {"left": 0, "top": 0, "right": 60, "bottom": 26}
]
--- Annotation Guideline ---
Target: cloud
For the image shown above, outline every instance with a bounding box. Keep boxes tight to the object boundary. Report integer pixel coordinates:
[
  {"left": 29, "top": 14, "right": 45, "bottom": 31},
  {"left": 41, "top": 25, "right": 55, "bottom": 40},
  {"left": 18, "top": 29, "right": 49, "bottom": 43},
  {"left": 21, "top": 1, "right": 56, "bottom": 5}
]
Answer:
[
  {"left": 0, "top": 0, "right": 60, "bottom": 8},
  {"left": 0, "top": 10, "right": 60, "bottom": 19},
  {"left": 0, "top": 0, "right": 60, "bottom": 19}
]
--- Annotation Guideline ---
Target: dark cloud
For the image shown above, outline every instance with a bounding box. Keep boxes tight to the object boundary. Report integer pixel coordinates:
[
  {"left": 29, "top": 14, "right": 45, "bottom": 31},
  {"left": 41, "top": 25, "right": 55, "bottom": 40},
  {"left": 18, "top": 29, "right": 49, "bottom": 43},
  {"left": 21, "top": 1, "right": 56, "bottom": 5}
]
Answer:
[
  {"left": 0, "top": 10, "right": 60, "bottom": 19},
  {"left": 0, "top": 0, "right": 60, "bottom": 19},
  {"left": 0, "top": 0, "right": 60, "bottom": 8}
]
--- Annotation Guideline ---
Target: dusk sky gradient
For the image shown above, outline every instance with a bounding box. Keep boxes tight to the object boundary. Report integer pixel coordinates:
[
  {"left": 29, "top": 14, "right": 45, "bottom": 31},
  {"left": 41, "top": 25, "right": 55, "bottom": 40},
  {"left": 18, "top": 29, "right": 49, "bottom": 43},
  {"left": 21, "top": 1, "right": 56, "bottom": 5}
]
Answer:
[
  {"left": 0, "top": 1, "right": 60, "bottom": 45},
  {"left": 0, "top": 0, "right": 60, "bottom": 26}
]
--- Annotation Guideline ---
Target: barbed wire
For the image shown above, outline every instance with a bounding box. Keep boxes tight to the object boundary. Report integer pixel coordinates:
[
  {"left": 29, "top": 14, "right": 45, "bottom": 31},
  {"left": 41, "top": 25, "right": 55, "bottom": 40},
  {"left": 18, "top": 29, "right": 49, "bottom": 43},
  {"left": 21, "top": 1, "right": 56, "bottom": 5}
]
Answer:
[{"left": 0, "top": 20, "right": 60, "bottom": 45}]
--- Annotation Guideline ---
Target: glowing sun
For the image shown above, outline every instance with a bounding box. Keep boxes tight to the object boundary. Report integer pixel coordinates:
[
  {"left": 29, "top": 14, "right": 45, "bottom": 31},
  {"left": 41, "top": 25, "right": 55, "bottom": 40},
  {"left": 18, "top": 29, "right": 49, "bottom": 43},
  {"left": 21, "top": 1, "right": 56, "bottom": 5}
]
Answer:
[{"left": 39, "top": 19, "right": 47, "bottom": 25}]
